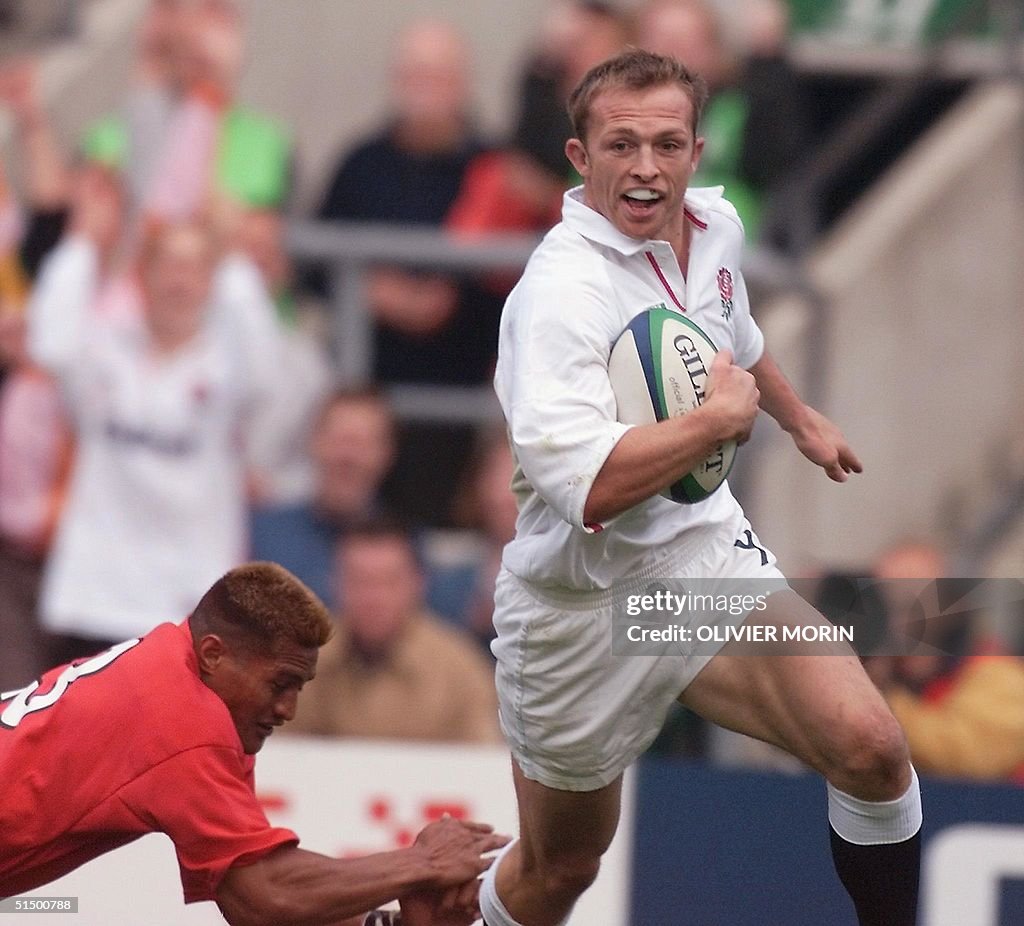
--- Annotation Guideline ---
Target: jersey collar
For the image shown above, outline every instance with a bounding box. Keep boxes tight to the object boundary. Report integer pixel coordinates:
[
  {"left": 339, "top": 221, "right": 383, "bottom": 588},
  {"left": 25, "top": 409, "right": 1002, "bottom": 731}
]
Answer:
[{"left": 560, "top": 185, "right": 723, "bottom": 255}]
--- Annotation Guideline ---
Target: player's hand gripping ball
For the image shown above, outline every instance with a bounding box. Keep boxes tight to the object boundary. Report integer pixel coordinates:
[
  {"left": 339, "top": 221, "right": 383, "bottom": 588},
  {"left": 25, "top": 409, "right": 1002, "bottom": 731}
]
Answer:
[{"left": 608, "top": 306, "right": 736, "bottom": 503}]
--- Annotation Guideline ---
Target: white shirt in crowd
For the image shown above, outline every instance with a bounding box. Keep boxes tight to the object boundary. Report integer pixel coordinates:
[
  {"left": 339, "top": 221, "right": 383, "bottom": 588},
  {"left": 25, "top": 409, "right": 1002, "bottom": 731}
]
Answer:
[{"left": 27, "top": 236, "right": 282, "bottom": 640}]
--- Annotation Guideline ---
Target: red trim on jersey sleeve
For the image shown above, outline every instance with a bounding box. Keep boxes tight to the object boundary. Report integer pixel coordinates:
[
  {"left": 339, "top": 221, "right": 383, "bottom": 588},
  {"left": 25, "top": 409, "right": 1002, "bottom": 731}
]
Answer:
[{"left": 117, "top": 745, "right": 298, "bottom": 903}]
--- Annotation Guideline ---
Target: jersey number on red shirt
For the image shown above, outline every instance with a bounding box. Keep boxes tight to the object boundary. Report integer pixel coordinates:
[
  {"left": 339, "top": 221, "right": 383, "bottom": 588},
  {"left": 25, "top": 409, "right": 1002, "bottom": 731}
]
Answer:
[{"left": 0, "top": 639, "right": 142, "bottom": 729}]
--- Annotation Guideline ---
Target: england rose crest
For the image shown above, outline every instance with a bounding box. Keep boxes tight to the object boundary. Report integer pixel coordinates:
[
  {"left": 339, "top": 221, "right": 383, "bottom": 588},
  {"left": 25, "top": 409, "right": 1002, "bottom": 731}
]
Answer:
[{"left": 717, "top": 267, "right": 735, "bottom": 319}]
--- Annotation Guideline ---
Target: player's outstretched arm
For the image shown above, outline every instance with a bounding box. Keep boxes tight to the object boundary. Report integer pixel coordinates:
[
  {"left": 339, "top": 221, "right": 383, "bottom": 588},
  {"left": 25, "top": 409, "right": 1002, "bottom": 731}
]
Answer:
[
  {"left": 584, "top": 350, "right": 759, "bottom": 523},
  {"left": 748, "top": 350, "right": 863, "bottom": 482},
  {"left": 216, "top": 818, "right": 508, "bottom": 926}
]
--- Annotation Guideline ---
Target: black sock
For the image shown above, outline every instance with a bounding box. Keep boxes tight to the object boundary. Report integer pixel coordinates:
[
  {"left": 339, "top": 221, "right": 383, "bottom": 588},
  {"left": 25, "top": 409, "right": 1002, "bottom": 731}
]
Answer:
[{"left": 830, "top": 826, "right": 921, "bottom": 926}]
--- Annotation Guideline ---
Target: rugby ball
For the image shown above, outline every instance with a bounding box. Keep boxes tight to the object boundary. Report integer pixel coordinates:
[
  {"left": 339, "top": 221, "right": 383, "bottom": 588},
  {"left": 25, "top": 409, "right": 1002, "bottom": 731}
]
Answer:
[{"left": 608, "top": 306, "right": 736, "bottom": 503}]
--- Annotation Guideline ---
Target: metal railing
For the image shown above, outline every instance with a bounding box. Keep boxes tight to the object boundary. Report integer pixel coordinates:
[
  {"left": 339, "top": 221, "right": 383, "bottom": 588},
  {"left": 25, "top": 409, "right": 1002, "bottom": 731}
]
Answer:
[
  {"left": 285, "top": 219, "right": 827, "bottom": 507},
  {"left": 287, "top": 222, "right": 539, "bottom": 401},
  {"left": 285, "top": 220, "right": 824, "bottom": 421}
]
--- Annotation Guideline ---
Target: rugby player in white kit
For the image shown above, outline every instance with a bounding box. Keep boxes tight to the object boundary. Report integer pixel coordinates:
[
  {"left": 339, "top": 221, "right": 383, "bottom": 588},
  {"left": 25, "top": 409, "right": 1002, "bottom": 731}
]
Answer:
[{"left": 480, "top": 50, "right": 922, "bottom": 926}]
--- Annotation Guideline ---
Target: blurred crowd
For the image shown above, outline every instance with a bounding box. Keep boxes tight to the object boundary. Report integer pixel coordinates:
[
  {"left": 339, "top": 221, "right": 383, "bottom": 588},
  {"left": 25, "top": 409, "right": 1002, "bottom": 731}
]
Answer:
[{"left": 0, "top": 0, "right": 1019, "bottom": 782}]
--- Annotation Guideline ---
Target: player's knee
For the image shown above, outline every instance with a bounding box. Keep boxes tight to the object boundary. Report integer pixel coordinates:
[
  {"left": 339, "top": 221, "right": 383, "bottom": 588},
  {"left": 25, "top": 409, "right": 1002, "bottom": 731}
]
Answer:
[
  {"left": 533, "top": 852, "right": 602, "bottom": 901},
  {"left": 830, "top": 709, "right": 910, "bottom": 800}
]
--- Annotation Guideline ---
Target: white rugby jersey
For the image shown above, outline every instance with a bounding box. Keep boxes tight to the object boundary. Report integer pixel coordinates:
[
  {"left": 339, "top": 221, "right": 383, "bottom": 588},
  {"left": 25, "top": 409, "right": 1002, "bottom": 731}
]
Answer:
[
  {"left": 27, "top": 237, "right": 281, "bottom": 639},
  {"left": 494, "top": 186, "right": 765, "bottom": 591}
]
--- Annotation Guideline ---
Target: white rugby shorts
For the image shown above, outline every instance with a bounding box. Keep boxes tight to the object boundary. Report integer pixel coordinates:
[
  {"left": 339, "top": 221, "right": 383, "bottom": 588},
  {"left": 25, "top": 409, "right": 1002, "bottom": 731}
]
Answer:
[{"left": 491, "top": 516, "right": 786, "bottom": 791}]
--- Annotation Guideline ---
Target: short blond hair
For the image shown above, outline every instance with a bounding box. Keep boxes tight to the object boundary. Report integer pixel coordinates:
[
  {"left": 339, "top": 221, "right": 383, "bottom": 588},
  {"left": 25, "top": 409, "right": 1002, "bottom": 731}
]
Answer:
[
  {"left": 568, "top": 48, "right": 708, "bottom": 142},
  {"left": 191, "top": 562, "right": 333, "bottom": 652}
]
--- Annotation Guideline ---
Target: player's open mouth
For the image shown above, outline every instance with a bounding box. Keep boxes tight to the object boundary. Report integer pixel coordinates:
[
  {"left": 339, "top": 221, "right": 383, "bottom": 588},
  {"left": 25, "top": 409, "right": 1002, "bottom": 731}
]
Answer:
[
  {"left": 257, "top": 723, "right": 274, "bottom": 737},
  {"left": 622, "top": 189, "right": 662, "bottom": 215}
]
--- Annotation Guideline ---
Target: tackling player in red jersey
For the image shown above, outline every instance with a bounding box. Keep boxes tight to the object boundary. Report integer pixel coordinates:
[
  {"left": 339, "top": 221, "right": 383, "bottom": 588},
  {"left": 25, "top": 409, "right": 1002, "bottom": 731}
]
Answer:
[{"left": 0, "top": 562, "right": 506, "bottom": 926}]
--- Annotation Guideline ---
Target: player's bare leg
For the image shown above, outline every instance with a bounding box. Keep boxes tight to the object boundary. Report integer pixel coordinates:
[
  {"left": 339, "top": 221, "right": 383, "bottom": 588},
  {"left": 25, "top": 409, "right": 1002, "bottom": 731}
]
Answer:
[
  {"left": 480, "top": 763, "right": 621, "bottom": 926},
  {"left": 680, "top": 588, "right": 921, "bottom": 926}
]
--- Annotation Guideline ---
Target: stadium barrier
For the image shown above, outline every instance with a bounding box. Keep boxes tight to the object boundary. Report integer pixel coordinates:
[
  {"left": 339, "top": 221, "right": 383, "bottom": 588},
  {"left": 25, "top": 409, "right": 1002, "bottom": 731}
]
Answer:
[
  {"left": 19, "top": 738, "right": 1022, "bottom": 925},
  {"left": 19, "top": 737, "right": 633, "bottom": 925},
  {"left": 635, "top": 758, "right": 1024, "bottom": 926}
]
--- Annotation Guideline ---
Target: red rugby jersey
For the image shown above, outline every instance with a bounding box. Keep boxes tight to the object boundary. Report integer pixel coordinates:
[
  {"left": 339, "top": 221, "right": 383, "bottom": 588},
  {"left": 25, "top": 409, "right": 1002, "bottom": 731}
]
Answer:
[{"left": 0, "top": 621, "right": 298, "bottom": 901}]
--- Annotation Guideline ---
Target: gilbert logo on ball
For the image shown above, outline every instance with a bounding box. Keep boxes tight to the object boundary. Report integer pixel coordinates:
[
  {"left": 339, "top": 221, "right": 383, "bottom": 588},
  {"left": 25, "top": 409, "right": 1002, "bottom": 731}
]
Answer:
[{"left": 608, "top": 305, "right": 736, "bottom": 503}]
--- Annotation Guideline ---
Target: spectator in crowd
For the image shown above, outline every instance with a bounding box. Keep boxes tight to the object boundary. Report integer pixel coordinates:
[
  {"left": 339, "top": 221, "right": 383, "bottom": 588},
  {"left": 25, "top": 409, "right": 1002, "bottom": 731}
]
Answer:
[
  {"left": 2, "top": 2, "right": 291, "bottom": 261},
  {"left": 510, "top": 1, "right": 635, "bottom": 190},
  {"left": 426, "top": 427, "right": 518, "bottom": 654},
  {"left": 288, "top": 519, "right": 502, "bottom": 744},
  {"left": 446, "top": 2, "right": 632, "bottom": 246},
  {"left": 0, "top": 59, "right": 71, "bottom": 280},
  {"left": 83, "top": 0, "right": 292, "bottom": 222},
  {"left": 0, "top": 261, "right": 71, "bottom": 690},
  {"left": 76, "top": 0, "right": 317, "bottom": 521},
  {"left": 0, "top": 164, "right": 55, "bottom": 690},
  {"left": 26, "top": 169, "right": 283, "bottom": 664},
  {"left": 0, "top": 62, "right": 75, "bottom": 689},
  {"left": 311, "top": 18, "right": 498, "bottom": 525},
  {"left": 636, "top": 0, "right": 810, "bottom": 244},
  {"left": 0, "top": 346, "right": 68, "bottom": 690},
  {"left": 870, "top": 540, "right": 1024, "bottom": 784},
  {"left": 233, "top": 207, "right": 331, "bottom": 506},
  {"left": 314, "top": 18, "right": 487, "bottom": 383},
  {"left": 249, "top": 387, "right": 397, "bottom": 609}
]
